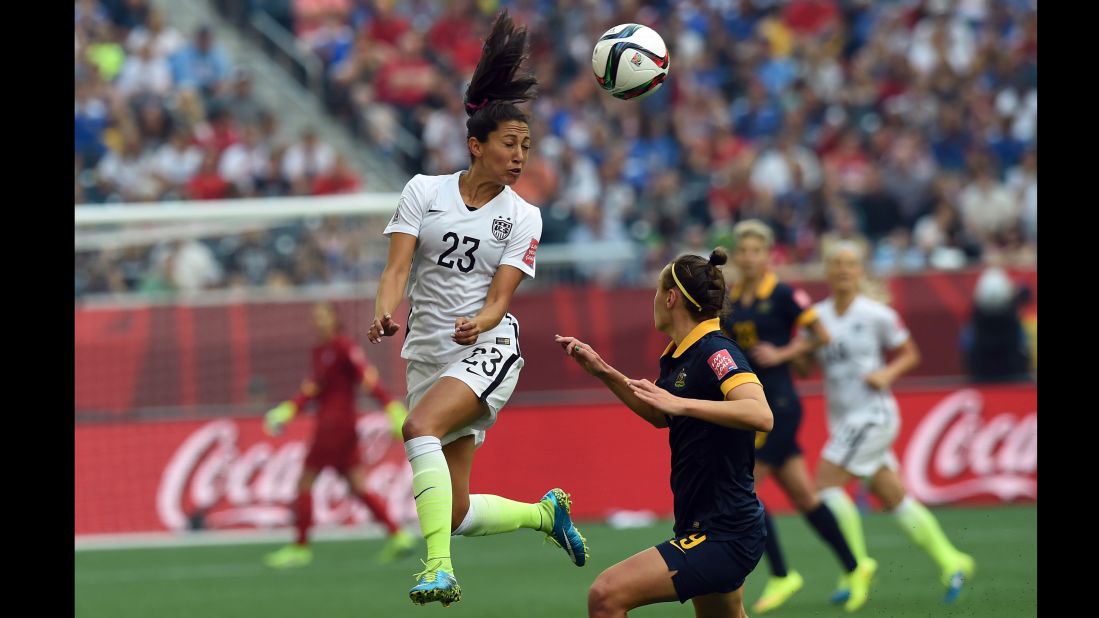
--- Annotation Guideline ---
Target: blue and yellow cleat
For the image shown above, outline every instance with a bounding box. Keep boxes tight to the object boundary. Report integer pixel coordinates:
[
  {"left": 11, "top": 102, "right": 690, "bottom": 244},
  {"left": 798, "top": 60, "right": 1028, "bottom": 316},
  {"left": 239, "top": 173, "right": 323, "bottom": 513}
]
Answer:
[
  {"left": 830, "top": 557, "right": 878, "bottom": 610},
  {"left": 409, "top": 560, "right": 461, "bottom": 607},
  {"left": 542, "top": 488, "right": 589, "bottom": 567},
  {"left": 844, "top": 557, "right": 877, "bottom": 612},
  {"left": 942, "top": 553, "right": 975, "bottom": 604}
]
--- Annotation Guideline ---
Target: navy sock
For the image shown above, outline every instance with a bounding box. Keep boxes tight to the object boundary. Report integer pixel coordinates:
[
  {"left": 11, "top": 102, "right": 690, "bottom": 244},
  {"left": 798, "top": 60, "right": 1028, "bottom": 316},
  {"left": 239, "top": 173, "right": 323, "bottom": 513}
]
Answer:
[
  {"left": 805, "top": 504, "right": 859, "bottom": 572},
  {"left": 763, "top": 510, "right": 789, "bottom": 577}
]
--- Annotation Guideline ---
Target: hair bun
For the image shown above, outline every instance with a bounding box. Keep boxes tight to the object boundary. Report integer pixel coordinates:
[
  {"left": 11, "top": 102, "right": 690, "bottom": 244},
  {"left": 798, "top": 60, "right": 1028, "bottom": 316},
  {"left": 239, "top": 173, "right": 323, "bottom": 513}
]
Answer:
[{"left": 709, "top": 247, "right": 728, "bottom": 267}]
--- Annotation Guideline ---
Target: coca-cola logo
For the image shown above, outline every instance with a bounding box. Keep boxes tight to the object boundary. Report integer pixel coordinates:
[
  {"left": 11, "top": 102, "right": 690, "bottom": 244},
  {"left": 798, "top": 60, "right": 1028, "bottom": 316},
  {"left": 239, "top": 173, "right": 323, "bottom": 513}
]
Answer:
[
  {"left": 903, "top": 389, "right": 1037, "bottom": 504},
  {"left": 157, "top": 416, "right": 414, "bottom": 531}
]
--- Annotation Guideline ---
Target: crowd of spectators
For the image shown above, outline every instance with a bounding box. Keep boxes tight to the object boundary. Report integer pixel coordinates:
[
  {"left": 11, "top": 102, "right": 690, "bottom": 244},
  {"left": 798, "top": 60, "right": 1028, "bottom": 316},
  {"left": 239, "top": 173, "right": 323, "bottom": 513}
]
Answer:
[
  {"left": 298, "top": 0, "right": 1036, "bottom": 283},
  {"left": 76, "top": 0, "right": 1037, "bottom": 297},
  {"left": 75, "top": 0, "right": 364, "bottom": 296}
]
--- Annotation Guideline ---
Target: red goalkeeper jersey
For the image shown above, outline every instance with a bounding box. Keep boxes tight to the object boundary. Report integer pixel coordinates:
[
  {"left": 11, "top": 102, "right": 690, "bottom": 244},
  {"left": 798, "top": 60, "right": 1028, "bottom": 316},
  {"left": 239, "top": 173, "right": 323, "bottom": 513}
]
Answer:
[{"left": 294, "top": 335, "right": 369, "bottom": 432}]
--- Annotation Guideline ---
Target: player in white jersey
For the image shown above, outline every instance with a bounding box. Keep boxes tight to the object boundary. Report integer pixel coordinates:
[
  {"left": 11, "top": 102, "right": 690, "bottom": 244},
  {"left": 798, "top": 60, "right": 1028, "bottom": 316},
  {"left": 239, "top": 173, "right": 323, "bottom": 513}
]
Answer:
[
  {"left": 368, "top": 11, "right": 588, "bottom": 608},
  {"left": 802, "top": 242, "right": 975, "bottom": 605}
]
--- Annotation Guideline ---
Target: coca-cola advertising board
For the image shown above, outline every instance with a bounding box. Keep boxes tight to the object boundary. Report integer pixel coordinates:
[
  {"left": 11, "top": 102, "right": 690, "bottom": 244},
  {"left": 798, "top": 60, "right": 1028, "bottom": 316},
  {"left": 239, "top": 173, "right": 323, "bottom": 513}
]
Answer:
[{"left": 75, "top": 384, "right": 1036, "bottom": 536}]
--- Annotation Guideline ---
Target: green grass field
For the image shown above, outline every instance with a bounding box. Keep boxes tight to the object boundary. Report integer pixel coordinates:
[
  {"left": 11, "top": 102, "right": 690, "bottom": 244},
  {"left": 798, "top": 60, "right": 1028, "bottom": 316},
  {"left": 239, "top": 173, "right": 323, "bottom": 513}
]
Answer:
[{"left": 76, "top": 504, "right": 1036, "bottom": 617}]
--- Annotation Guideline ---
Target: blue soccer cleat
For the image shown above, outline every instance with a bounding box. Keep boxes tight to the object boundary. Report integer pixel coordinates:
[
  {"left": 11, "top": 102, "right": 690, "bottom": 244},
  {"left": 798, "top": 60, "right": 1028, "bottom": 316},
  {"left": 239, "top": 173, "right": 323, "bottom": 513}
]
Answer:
[
  {"left": 542, "top": 488, "right": 589, "bottom": 567},
  {"left": 409, "top": 560, "right": 461, "bottom": 607}
]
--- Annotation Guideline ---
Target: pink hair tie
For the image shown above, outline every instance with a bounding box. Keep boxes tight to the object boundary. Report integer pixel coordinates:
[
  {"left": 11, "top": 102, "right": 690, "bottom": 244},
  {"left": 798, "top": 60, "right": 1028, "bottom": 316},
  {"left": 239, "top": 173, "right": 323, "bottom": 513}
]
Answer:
[{"left": 465, "top": 98, "right": 489, "bottom": 111}]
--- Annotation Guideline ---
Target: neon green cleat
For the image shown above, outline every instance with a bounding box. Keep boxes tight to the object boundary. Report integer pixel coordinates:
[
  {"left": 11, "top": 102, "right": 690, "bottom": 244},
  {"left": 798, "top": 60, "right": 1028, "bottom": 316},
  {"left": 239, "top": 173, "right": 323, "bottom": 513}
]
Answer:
[
  {"left": 264, "top": 544, "right": 313, "bottom": 568},
  {"left": 844, "top": 557, "right": 878, "bottom": 612},
  {"left": 752, "top": 570, "right": 804, "bottom": 613},
  {"left": 379, "top": 529, "right": 418, "bottom": 563},
  {"left": 942, "top": 552, "right": 975, "bottom": 603}
]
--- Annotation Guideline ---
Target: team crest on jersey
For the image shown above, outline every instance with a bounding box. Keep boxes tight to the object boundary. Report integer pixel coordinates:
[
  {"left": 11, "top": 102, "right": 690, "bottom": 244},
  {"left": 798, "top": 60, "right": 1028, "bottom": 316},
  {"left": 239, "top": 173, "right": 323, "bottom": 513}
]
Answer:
[
  {"left": 674, "top": 367, "right": 687, "bottom": 388},
  {"left": 491, "top": 217, "right": 513, "bottom": 241},
  {"left": 758, "top": 301, "right": 771, "bottom": 314}
]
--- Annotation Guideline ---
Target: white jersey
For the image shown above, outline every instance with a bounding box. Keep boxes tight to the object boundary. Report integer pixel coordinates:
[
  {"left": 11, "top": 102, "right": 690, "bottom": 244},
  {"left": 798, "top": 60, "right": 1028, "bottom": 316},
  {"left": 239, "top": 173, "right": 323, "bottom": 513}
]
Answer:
[
  {"left": 813, "top": 295, "right": 911, "bottom": 427},
  {"left": 383, "top": 172, "right": 543, "bottom": 363}
]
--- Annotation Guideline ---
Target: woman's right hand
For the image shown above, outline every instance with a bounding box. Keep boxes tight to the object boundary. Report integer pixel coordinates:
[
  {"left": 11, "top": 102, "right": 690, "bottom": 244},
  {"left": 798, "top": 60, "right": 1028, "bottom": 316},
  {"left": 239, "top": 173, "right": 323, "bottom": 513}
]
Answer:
[
  {"left": 368, "top": 313, "right": 401, "bottom": 343},
  {"left": 555, "top": 334, "right": 606, "bottom": 377}
]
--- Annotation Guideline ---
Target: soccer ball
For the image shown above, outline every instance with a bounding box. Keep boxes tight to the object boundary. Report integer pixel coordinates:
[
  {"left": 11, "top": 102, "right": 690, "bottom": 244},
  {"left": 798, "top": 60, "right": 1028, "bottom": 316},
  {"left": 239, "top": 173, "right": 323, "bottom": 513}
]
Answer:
[{"left": 592, "top": 23, "right": 670, "bottom": 101}]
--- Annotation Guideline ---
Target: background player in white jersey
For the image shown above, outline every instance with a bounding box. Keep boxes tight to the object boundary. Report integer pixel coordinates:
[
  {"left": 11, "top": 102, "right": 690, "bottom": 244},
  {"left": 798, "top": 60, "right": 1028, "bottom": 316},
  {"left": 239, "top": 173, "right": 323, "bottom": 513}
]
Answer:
[
  {"left": 369, "top": 11, "right": 588, "bottom": 608},
  {"left": 723, "top": 220, "right": 871, "bottom": 613},
  {"left": 802, "top": 242, "right": 975, "bottom": 605}
]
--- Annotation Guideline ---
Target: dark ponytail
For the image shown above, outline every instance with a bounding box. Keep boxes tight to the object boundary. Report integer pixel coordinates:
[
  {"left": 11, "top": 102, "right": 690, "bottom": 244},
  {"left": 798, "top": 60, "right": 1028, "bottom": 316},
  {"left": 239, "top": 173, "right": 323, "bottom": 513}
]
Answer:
[
  {"left": 465, "top": 10, "right": 538, "bottom": 144},
  {"left": 661, "top": 248, "right": 729, "bottom": 320}
]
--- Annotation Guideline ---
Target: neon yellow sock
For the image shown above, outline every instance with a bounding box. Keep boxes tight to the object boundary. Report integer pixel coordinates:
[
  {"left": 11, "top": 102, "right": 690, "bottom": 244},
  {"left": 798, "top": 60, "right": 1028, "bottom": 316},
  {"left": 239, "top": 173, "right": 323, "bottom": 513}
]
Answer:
[
  {"left": 455, "top": 494, "right": 553, "bottom": 537},
  {"left": 820, "top": 487, "right": 868, "bottom": 563},
  {"left": 405, "top": 437, "right": 453, "bottom": 573},
  {"left": 893, "top": 496, "right": 960, "bottom": 571}
]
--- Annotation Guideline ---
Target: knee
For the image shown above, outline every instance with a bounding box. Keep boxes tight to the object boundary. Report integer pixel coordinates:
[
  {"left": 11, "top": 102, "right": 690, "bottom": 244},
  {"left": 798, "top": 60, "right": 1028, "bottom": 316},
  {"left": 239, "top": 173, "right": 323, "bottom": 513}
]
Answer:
[
  {"left": 871, "top": 471, "right": 907, "bottom": 510},
  {"left": 876, "top": 489, "right": 906, "bottom": 511},
  {"left": 450, "top": 501, "right": 469, "bottom": 533},
  {"left": 791, "top": 490, "right": 820, "bottom": 513},
  {"left": 402, "top": 414, "right": 436, "bottom": 441},
  {"left": 587, "top": 573, "right": 621, "bottom": 618}
]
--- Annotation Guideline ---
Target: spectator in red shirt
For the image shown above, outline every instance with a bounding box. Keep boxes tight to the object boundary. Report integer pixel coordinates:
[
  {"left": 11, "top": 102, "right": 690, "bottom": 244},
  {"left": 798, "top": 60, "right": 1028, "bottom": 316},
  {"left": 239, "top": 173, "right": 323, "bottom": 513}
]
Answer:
[
  {"left": 187, "top": 147, "right": 231, "bottom": 200},
  {"left": 823, "top": 129, "right": 873, "bottom": 197},
  {"left": 311, "top": 153, "right": 362, "bottom": 195},
  {"left": 195, "top": 105, "right": 239, "bottom": 155},
  {"left": 426, "top": 0, "right": 483, "bottom": 75},
  {"left": 783, "top": 0, "right": 840, "bottom": 37},
  {"left": 711, "top": 122, "right": 755, "bottom": 170},
  {"left": 373, "top": 31, "right": 437, "bottom": 109},
  {"left": 292, "top": 0, "right": 351, "bottom": 40},
  {"left": 366, "top": 0, "right": 409, "bottom": 48}
]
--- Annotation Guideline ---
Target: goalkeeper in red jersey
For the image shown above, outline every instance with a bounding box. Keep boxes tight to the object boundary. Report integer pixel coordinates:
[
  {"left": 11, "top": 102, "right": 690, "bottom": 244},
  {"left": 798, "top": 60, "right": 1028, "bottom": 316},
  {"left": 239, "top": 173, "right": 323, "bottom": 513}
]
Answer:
[{"left": 263, "top": 302, "right": 416, "bottom": 568}]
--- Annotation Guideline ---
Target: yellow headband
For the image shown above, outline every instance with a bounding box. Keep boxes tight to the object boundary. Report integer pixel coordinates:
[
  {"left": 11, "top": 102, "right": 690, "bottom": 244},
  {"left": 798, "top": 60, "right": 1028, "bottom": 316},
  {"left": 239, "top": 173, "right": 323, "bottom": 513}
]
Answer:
[{"left": 671, "top": 264, "right": 702, "bottom": 310}]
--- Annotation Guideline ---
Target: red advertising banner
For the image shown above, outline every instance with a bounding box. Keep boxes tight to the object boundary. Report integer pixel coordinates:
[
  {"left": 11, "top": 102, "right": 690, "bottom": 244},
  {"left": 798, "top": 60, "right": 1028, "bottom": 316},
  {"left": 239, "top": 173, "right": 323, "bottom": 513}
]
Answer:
[
  {"left": 74, "top": 384, "right": 1036, "bottom": 536},
  {"left": 74, "top": 269, "right": 1037, "bottom": 417}
]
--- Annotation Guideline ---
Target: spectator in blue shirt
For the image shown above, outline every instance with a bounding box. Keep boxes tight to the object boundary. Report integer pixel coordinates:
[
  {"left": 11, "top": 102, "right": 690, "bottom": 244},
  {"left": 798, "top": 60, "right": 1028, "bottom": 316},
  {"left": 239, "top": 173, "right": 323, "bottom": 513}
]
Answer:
[{"left": 170, "top": 25, "right": 231, "bottom": 98}]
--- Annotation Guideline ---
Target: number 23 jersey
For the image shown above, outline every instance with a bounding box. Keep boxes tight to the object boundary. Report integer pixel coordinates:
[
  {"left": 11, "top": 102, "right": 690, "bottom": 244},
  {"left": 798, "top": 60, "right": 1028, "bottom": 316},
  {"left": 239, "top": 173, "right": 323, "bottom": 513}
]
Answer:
[{"left": 383, "top": 172, "right": 543, "bottom": 363}]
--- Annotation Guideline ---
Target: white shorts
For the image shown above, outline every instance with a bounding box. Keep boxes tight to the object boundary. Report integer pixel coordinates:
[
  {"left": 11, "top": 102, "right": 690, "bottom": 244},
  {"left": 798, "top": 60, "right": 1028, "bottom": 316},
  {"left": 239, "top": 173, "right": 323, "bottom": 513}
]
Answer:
[
  {"left": 405, "top": 338, "right": 524, "bottom": 448},
  {"left": 821, "top": 416, "right": 900, "bottom": 479}
]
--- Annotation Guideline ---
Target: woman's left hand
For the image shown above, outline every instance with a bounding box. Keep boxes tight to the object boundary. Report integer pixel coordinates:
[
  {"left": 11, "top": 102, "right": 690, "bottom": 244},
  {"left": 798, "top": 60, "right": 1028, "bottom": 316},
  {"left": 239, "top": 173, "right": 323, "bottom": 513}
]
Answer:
[
  {"left": 555, "top": 335, "right": 607, "bottom": 376},
  {"left": 452, "top": 317, "right": 481, "bottom": 345},
  {"left": 864, "top": 370, "right": 891, "bottom": 390},
  {"left": 626, "top": 379, "right": 686, "bottom": 416}
]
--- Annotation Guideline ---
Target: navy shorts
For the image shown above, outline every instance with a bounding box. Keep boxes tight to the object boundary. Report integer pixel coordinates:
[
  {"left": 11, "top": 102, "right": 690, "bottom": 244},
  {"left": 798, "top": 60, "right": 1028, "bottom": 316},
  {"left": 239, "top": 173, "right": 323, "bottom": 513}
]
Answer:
[
  {"left": 655, "top": 527, "right": 766, "bottom": 603},
  {"left": 756, "top": 404, "right": 802, "bottom": 468}
]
